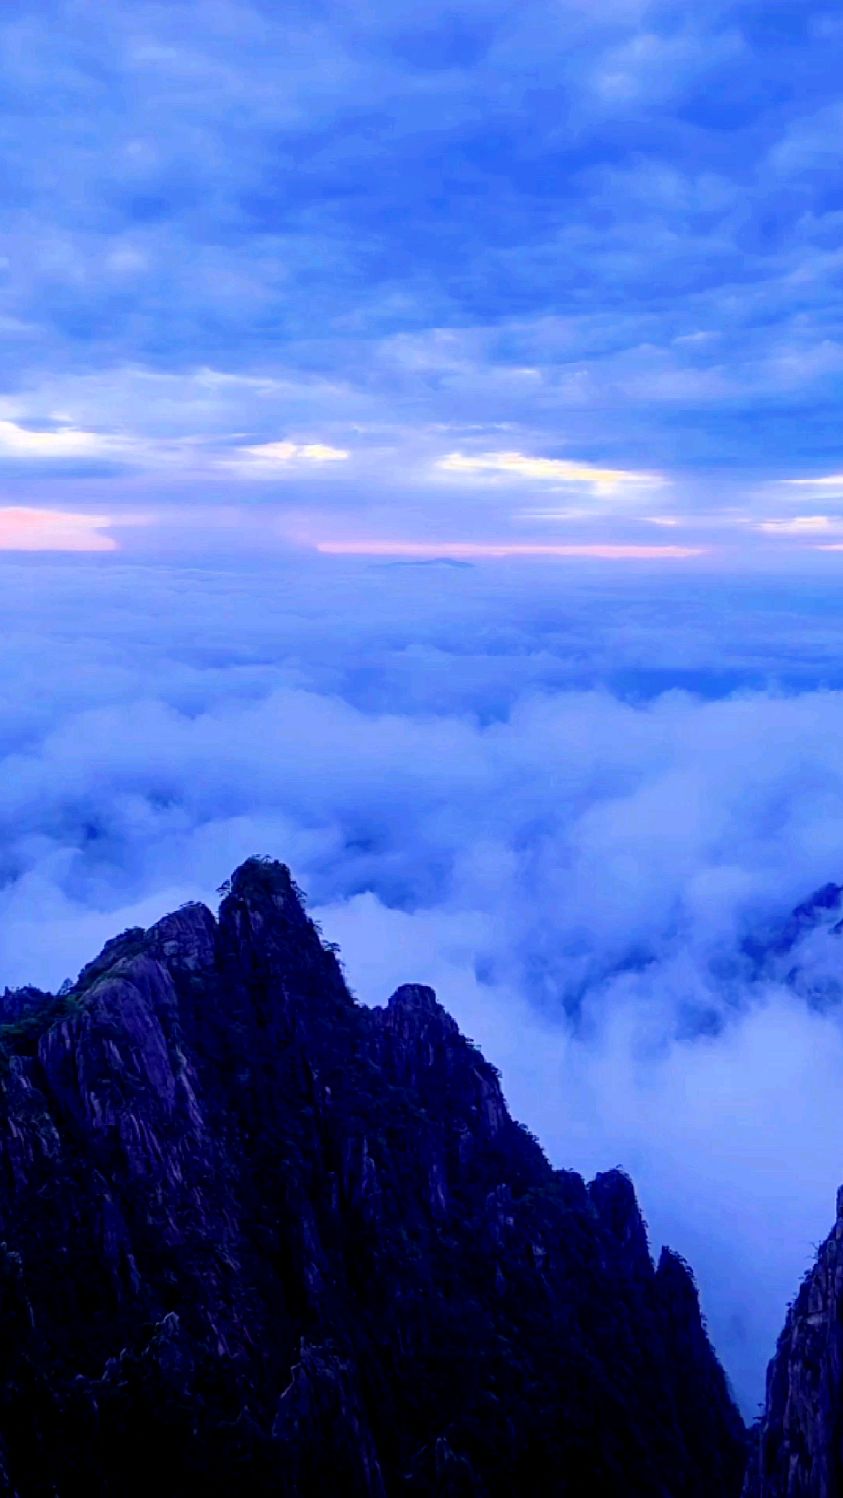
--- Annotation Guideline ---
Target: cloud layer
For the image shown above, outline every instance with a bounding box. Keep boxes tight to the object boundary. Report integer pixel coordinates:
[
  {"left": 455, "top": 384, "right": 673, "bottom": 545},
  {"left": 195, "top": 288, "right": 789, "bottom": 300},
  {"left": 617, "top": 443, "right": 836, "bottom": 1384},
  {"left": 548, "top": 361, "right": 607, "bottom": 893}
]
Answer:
[
  {"left": 0, "top": 2, "right": 843, "bottom": 553},
  {"left": 5, "top": 554, "right": 843, "bottom": 1408}
]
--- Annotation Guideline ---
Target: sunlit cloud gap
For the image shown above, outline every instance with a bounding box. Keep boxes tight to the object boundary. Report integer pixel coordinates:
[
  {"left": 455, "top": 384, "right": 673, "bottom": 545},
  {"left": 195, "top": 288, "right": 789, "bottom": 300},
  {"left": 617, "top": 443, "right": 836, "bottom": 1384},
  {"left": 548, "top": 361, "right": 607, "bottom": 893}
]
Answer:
[
  {"left": 232, "top": 440, "right": 350, "bottom": 472},
  {"left": 757, "top": 516, "right": 836, "bottom": 535},
  {"left": 0, "top": 420, "right": 114, "bottom": 460},
  {"left": 784, "top": 475, "right": 843, "bottom": 488},
  {"left": 437, "top": 451, "right": 665, "bottom": 493},
  {"left": 315, "top": 541, "right": 705, "bottom": 559},
  {"left": 242, "top": 441, "right": 349, "bottom": 463}
]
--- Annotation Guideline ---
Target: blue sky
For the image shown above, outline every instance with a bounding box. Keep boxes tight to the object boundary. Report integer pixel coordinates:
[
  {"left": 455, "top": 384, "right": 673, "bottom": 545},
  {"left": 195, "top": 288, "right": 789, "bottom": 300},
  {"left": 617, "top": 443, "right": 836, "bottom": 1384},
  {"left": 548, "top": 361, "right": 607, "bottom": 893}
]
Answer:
[{"left": 3, "top": 0, "right": 843, "bottom": 558}]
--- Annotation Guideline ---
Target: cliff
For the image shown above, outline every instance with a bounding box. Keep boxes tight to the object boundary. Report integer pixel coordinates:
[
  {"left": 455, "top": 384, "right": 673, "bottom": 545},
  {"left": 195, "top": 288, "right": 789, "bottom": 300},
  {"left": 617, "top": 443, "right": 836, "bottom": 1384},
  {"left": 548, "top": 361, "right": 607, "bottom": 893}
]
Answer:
[
  {"left": 0, "top": 857, "right": 745, "bottom": 1496},
  {"left": 743, "top": 1189, "right": 843, "bottom": 1498}
]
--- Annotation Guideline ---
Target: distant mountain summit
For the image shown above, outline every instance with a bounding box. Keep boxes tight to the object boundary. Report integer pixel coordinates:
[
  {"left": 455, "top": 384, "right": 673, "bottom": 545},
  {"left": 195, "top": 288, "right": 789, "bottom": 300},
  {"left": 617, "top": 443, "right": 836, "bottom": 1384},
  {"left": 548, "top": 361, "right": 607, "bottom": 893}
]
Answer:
[
  {"left": 744, "top": 880, "right": 843, "bottom": 1012},
  {"left": 0, "top": 857, "right": 745, "bottom": 1495},
  {"left": 768, "top": 882, "right": 843, "bottom": 955}
]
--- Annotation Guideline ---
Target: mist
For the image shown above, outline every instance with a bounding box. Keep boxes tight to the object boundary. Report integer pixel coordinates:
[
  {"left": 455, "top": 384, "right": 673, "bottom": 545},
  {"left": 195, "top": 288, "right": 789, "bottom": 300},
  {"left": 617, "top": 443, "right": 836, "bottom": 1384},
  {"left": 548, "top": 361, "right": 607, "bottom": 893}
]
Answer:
[{"left": 4, "top": 552, "right": 843, "bottom": 1410}]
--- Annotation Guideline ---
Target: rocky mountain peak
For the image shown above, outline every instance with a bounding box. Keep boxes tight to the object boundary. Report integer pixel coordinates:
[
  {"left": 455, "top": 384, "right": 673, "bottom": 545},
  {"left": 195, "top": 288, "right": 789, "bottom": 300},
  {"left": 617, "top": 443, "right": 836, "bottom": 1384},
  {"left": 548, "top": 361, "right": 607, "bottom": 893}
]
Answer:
[
  {"left": 227, "top": 855, "right": 308, "bottom": 916},
  {"left": 656, "top": 1245, "right": 701, "bottom": 1306},
  {"left": 588, "top": 1168, "right": 651, "bottom": 1271},
  {"left": 215, "top": 856, "right": 351, "bottom": 1013},
  {"left": 387, "top": 982, "right": 443, "bottom": 1016},
  {"left": 0, "top": 858, "right": 746, "bottom": 1496},
  {"left": 146, "top": 901, "right": 217, "bottom": 974}
]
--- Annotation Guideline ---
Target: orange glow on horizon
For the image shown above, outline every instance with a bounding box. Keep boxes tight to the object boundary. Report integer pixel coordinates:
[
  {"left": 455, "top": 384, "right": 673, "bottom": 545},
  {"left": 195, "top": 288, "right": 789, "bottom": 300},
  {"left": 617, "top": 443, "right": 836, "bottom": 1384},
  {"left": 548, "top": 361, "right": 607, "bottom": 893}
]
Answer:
[{"left": 315, "top": 540, "right": 707, "bottom": 560}]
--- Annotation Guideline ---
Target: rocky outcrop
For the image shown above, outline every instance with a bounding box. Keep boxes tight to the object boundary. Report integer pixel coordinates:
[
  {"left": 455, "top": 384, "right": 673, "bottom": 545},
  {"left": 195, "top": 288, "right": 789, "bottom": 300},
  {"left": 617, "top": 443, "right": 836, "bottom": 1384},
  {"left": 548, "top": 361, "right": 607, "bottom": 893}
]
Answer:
[
  {"left": 0, "top": 856, "right": 745, "bottom": 1495},
  {"left": 743, "top": 1189, "right": 843, "bottom": 1498},
  {"left": 741, "top": 882, "right": 843, "bottom": 1496}
]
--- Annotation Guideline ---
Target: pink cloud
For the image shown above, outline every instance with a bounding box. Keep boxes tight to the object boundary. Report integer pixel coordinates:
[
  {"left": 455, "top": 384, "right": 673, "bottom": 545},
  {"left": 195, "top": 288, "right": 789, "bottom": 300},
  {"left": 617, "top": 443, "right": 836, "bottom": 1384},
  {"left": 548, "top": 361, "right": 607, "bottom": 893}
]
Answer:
[
  {"left": 315, "top": 540, "right": 706, "bottom": 560},
  {"left": 0, "top": 508, "right": 117, "bottom": 552}
]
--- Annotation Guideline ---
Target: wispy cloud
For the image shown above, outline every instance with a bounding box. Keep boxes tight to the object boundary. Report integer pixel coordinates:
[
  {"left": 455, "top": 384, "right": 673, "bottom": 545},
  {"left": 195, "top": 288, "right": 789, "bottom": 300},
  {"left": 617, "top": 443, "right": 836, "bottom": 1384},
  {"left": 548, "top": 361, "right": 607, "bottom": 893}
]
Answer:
[
  {"left": 316, "top": 540, "right": 703, "bottom": 559},
  {"left": 0, "top": 420, "right": 115, "bottom": 460},
  {"left": 228, "top": 440, "right": 351, "bottom": 475},
  {"left": 436, "top": 451, "right": 664, "bottom": 494},
  {"left": 783, "top": 475, "right": 843, "bottom": 489},
  {"left": 756, "top": 515, "right": 837, "bottom": 535}
]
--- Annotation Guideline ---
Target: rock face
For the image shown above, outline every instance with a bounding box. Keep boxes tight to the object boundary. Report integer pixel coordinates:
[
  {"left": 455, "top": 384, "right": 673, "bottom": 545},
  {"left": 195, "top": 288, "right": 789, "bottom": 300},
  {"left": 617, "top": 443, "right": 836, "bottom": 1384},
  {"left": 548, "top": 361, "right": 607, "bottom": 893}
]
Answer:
[
  {"left": 0, "top": 857, "right": 745, "bottom": 1496},
  {"left": 743, "top": 1189, "right": 843, "bottom": 1498},
  {"left": 742, "top": 881, "right": 843, "bottom": 1497}
]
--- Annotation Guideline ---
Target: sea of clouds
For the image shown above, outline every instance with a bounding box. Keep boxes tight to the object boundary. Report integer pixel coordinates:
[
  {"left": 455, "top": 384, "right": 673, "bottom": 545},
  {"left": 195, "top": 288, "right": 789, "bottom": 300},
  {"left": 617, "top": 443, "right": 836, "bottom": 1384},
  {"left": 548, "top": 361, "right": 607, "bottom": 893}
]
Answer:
[{"left": 5, "top": 551, "right": 843, "bottom": 1411}]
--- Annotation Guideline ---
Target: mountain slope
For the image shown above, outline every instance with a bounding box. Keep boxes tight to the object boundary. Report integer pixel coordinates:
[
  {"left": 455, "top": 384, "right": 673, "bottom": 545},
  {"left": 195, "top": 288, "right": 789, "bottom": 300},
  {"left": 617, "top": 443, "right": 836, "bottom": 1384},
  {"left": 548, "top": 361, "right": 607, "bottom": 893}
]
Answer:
[
  {"left": 743, "top": 1189, "right": 843, "bottom": 1498},
  {"left": 0, "top": 857, "right": 745, "bottom": 1496}
]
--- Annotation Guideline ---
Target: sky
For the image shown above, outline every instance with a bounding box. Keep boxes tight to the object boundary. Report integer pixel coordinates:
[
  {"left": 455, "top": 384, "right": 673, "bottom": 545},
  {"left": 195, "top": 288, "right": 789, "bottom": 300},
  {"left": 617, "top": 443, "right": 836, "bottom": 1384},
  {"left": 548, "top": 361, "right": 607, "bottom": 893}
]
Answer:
[
  {"left": 5, "top": 0, "right": 843, "bottom": 1420},
  {"left": 1, "top": 0, "right": 843, "bottom": 559}
]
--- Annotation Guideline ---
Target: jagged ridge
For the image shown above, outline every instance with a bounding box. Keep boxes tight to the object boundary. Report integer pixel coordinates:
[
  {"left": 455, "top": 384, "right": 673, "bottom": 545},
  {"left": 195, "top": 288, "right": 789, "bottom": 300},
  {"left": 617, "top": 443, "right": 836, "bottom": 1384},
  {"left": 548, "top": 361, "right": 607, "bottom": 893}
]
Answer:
[{"left": 0, "top": 858, "right": 745, "bottom": 1496}]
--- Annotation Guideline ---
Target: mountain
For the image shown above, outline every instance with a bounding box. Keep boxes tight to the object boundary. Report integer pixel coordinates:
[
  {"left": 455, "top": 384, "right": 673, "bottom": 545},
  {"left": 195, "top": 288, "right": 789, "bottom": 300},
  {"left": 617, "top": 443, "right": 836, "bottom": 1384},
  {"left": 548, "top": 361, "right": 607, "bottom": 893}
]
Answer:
[
  {"left": 745, "top": 881, "right": 843, "bottom": 1011},
  {"left": 743, "top": 1188, "right": 843, "bottom": 1498},
  {"left": 0, "top": 856, "right": 745, "bottom": 1496}
]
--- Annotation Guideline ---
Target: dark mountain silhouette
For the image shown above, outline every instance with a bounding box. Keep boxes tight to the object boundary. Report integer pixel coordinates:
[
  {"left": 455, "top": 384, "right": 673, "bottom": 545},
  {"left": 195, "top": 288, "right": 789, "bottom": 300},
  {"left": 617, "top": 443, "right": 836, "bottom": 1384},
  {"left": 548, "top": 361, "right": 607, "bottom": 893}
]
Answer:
[
  {"left": 736, "top": 879, "right": 843, "bottom": 1497},
  {"left": 0, "top": 857, "right": 745, "bottom": 1495},
  {"left": 743, "top": 1187, "right": 843, "bottom": 1497}
]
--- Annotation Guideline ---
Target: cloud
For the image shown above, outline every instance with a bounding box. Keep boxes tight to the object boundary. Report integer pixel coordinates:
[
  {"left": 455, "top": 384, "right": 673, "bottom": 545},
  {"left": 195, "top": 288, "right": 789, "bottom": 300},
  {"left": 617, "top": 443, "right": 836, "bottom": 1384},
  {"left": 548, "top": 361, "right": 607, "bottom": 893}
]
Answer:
[
  {"left": 783, "top": 474, "right": 843, "bottom": 488},
  {"left": 0, "top": 507, "right": 117, "bottom": 550},
  {"left": 0, "top": 0, "right": 839, "bottom": 539},
  {"left": 0, "top": 420, "right": 115, "bottom": 460},
  {"left": 756, "top": 515, "right": 836, "bottom": 534},
  {"left": 234, "top": 440, "right": 351, "bottom": 470},
  {"left": 5, "top": 555, "right": 843, "bottom": 1411},
  {"left": 316, "top": 539, "right": 703, "bottom": 558},
  {"left": 436, "top": 450, "right": 664, "bottom": 493}
]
